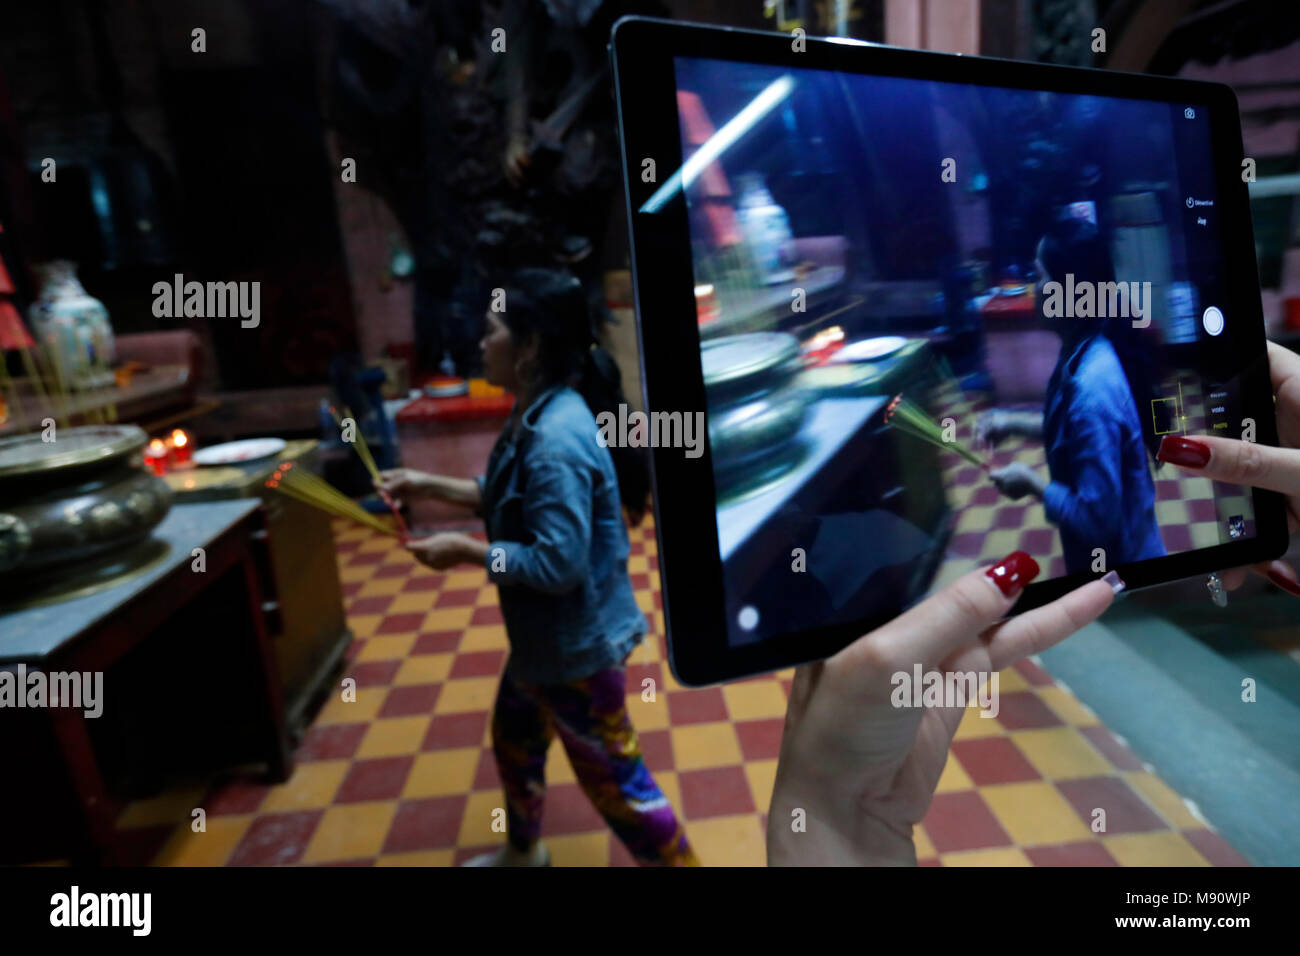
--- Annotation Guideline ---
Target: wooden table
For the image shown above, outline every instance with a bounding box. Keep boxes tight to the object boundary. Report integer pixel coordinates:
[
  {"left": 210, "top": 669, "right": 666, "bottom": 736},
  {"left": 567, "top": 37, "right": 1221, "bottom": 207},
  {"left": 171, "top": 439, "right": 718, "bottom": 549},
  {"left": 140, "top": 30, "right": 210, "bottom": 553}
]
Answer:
[
  {"left": 0, "top": 500, "right": 291, "bottom": 865},
  {"left": 163, "top": 441, "right": 352, "bottom": 737}
]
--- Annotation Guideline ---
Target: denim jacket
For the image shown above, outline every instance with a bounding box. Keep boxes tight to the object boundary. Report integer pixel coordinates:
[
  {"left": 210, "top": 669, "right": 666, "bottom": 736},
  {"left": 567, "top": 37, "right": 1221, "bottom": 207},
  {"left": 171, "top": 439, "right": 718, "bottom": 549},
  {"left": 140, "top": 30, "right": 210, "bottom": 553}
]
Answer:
[{"left": 477, "top": 385, "right": 646, "bottom": 683}]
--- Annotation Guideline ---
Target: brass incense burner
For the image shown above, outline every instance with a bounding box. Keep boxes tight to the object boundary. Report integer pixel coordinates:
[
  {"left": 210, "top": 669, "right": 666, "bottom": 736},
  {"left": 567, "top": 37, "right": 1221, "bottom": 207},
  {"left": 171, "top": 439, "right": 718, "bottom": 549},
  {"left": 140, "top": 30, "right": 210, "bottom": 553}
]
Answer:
[{"left": 0, "top": 426, "right": 172, "bottom": 590}]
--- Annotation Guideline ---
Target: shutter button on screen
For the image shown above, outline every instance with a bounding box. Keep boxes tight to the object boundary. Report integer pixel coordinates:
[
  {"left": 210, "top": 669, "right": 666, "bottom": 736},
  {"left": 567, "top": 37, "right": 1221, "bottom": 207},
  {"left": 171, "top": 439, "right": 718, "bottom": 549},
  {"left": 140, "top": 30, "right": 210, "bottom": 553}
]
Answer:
[{"left": 1203, "top": 306, "right": 1225, "bottom": 336}]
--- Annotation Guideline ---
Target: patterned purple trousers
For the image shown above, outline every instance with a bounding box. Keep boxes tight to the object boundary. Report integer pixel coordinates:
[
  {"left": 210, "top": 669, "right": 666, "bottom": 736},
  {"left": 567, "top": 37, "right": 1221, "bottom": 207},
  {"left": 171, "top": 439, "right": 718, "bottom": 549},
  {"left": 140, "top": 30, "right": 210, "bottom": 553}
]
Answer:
[{"left": 491, "top": 662, "right": 699, "bottom": 866}]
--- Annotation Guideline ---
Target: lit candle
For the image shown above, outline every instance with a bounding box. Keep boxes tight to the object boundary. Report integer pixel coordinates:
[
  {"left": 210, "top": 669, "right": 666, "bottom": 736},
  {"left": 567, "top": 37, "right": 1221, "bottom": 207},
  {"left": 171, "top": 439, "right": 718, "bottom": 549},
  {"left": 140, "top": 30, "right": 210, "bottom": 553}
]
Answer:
[
  {"left": 146, "top": 439, "right": 168, "bottom": 476},
  {"left": 169, "top": 428, "right": 193, "bottom": 467}
]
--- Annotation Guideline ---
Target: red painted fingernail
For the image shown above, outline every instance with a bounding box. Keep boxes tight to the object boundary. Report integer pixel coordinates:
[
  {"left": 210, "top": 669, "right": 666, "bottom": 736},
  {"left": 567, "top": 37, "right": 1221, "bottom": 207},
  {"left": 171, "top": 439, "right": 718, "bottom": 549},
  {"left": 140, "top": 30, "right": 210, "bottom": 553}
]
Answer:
[
  {"left": 986, "top": 550, "right": 1040, "bottom": 597},
  {"left": 1157, "top": 435, "right": 1211, "bottom": 469},
  {"left": 1266, "top": 569, "right": 1300, "bottom": 597}
]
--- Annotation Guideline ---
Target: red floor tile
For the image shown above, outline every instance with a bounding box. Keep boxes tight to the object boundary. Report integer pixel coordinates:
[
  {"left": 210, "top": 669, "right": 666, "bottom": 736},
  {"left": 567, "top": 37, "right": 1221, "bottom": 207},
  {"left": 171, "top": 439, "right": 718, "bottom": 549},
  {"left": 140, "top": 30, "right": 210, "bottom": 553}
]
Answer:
[
  {"left": 1023, "top": 842, "right": 1119, "bottom": 866},
  {"left": 665, "top": 687, "right": 728, "bottom": 725},
  {"left": 297, "top": 723, "right": 368, "bottom": 762},
  {"left": 539, "top": 782, "right": 606, "bottom": 835},
  {"left": 423, "top": 713, "right": 489, "bottom": 751},
  {"left": 951, "top": 737, "right": 1042, "bottom": 786},
  {"left": 348, "top": 595, "right": 395, "bottom": 616},
  {"left": 992, "top": 691, "right": 1066, "bottom": 730},
  {"left": 335, "top": 756, "right": 413, "bottom": 803},
  {"left": 377, "top": 612, "right": 426, "bottom": 635},
  {"left": 1055, "top": 777, "right": 1167, "bottom": 834},
  {"left": 204, "top": 777, "right": 271, "bottom": 816},
  {"left": 450, "top": 650, "right": 506, "bottom": 679},
  {"left": 734, "top": 718, "right": 784, "bottom": 761},
  {"left": 228, "top": 810, "right": 323, "bottom": 866},
  {"left": 636, "top": 729, "right": 674, "bottom": 772},
  {"left": 382, "top": 796, "right": 467, "bottom": 853},
  {"left": 469, "top": 605, "right": 503, "bottom": 626},
  {"left": 1183, "top": 828, "right": 1250, "bottom": 866},
  {"left": 347, "top": 660, "right": 402, "bottom": 688},
  {"left": 1012, "top": 657, "right": 1055, "bottom": 687},
  {"left": 435, "top": 588, "right": 479, "bottom": 608},
  {"left": 379, "top": 683, "right": 442, "bottom": 718},
  {"left": 677, "top": 766, "right": 756, "bottom": 819},
  {"left": 412, "top": 630, "right": 461, "bottom": 655},
  {"left": 922, "top": 791, "right": 1012, "bottom": 853},
  {"left": 1078, "top": 726, "right": 1144, "bottom": 772},
  {"left": 472, "top": 750, "right": 502, "bottom": 791}
]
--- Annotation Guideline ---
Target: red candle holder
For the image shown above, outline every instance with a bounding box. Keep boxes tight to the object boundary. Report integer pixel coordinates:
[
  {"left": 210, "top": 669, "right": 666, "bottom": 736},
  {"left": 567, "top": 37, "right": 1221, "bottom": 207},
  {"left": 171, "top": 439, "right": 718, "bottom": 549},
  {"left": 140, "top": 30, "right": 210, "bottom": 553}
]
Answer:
[
  {"left": 146, "top": 439, "right": 168, "bottom": 476},
  {"left": 168, "top": 428, "right": 194, "bottom": 467}
]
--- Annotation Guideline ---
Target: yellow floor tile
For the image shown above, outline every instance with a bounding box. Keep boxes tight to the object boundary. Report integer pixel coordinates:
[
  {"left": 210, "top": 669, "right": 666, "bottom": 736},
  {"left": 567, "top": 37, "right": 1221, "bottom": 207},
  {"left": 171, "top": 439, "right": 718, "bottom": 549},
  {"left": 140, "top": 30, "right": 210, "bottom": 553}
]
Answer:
[
  {"left": 627, "top": 695, "right": 669, "bottom": 730},
  {"left": 152, "top": 815, "right": 251, "bottom": 866},
  {"left": 376, "top": 849, "right": 456, "bottom": 866},
  {"left": 355, "top": 716, "right": 430, "bottom": 759},
  {"left": 422, "top": 607, "right": 474, "bottom": 631},
  {"left": 458, "top": 791, "right": 508, "bottom": 846},
  {"left": 544, "top": 738, "right": 578, "bottom": 785},
  {"left": 339, "top": 565, "right": 376, "bottom": 584},
  {"left": 443, "top": 570, "right": 487, "bottom": 590},
  {"left": 1103, "top": 831, "right": 1210, "bottom": 866},
  {"left": 913, "top": 824, "right": 936, "bottom": 859},
  {"left": 547, "top": 832, "right": 611, "bottom": 866},
  {"left": 392, "top": 652, "right": 454, "bottom": 685},
  {"left": 1124, "top": 772, "right": 1201, "bottom": 829},
  {"left": 942, "top": 847, "right": 1032, "bottom": 866},
  {"left": 475, "top": 587, "right": 499, "bottom": 607},
  {"left": 722, "top": 680, "right": 788, "bottom": 721},
  {"left": 434, "top": 677, "right": 501, "bottom": 714},
  {"left": 626, "top": 639, "right": 660, "bottom": 666},
  {"left": 627, "top": 554, "right": 648, "bottom": 573},
  {"left": 683, "top": 814, "right": 766, "bottom": 866},
  {"left": 403, "top": 748, "right": 479, "bottom": 799},
  {"left": 981, "top": 781, "right": 1092, "bottom": 846},
  {"left": 301, "top": 802, "right": 398, "bottom": 863},
  {"left": 1013, "top": 727, "right": 1112, "bottom": 779},
  {"left": 953, "top": 705, "right": 1005, "bottom": 740},
  {"left": 314, "top": 686, "right": 386, "bottom": 725},
  {"left": 358, "top": 577, "right": 406, "bottom": 597},
  {"left": 670, "top": 722, "right": 743, "bottom": 770},
  {"left": 346, "top": 614, "right": 383, "bottom": 639},
  {"left": 655, "top": 771, "right": 682, "bottom": 819},
  {"left": 994, "top": 666, "right": 1030, "bottom": 693},
  {"left": 386, "top": 593, "right": 440, "bottom": 615},
  {"left": 116, "top": 785, "right": 208, "bottom": 829},
  {"left": 743, "top": 759, "right": 778, "bottom": 814},
  {"left": 460, "top": 625, "right": 508, "bottom": 651},
  {"left": 259, "top": 760, "right": 349, "bottom": 812},
  {"left": 935, "top": 755, "right": 974, "bottom": 793},
  {"left": 1037, "top": 687, "right": 1100, "bottom": 727},
  {"left": 356, "top": 634, "right": 417, "bottom": 662}
]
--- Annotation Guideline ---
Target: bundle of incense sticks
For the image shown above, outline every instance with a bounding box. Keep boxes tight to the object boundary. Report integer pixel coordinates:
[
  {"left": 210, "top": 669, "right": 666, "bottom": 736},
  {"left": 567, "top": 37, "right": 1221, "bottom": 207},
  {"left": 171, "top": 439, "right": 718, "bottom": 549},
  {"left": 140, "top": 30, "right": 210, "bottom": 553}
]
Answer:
[
  {"left": 330, "top": 404, "right": 409, "bottom": 537},
  {"left": 884, "top": 393, "right": 988, "bottom": 470},
  {"left": 266, "top": 461, "right": 400, "bottom": 537}
]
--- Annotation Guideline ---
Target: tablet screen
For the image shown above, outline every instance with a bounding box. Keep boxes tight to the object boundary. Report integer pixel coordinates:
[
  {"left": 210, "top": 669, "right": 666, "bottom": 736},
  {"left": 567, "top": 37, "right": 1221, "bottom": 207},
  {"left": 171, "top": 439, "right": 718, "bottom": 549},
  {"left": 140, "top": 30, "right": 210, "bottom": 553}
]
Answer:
[{"left": 668, "top": 56, "right": 1256, "bottom": 648}]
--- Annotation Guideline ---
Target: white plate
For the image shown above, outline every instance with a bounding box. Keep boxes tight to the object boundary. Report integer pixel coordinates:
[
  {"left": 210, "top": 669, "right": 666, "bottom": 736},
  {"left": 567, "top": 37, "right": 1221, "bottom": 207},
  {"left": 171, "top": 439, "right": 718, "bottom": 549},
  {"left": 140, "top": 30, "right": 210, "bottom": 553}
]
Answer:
[
  {"left": 192, "top": 438, "right": 288, "bottom": 466},
  {"left": 829, "top": 336, "right": 908, "bottom": 363}
]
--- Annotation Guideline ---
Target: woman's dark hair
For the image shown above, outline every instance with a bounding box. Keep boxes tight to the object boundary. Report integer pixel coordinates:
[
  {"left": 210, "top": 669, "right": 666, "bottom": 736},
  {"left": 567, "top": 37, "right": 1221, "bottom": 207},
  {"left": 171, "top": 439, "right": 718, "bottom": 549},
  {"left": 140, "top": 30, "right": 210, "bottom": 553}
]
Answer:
[
  {"left": 1038, "top": 214, "right": 1162, "bottom": 462},
  {"left": 500, "top": 267, "right": 651, "bottom": 523}
]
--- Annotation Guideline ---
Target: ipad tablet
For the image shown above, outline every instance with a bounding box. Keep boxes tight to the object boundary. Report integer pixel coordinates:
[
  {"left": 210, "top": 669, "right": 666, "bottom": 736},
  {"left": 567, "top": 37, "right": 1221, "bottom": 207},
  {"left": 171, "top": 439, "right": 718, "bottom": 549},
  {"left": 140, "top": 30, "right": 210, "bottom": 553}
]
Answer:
[{"left": 610, "top": 17, "right": 1287, "bottom": 686}]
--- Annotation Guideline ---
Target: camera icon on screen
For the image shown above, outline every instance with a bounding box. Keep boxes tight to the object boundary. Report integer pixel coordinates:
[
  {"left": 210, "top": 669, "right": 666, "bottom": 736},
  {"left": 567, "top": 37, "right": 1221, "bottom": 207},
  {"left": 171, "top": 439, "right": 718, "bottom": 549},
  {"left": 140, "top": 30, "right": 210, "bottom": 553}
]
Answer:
[{"left": 1184, "top": 107, "right": 1196, "bottom": 119}]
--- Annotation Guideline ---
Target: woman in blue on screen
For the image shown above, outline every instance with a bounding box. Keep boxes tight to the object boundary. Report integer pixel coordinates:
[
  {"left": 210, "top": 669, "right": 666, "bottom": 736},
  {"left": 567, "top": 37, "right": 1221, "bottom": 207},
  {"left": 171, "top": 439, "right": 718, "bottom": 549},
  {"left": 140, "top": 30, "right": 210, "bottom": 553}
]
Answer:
[{"left": 979, "top": 213, "right": 1167, "bottom": 574}]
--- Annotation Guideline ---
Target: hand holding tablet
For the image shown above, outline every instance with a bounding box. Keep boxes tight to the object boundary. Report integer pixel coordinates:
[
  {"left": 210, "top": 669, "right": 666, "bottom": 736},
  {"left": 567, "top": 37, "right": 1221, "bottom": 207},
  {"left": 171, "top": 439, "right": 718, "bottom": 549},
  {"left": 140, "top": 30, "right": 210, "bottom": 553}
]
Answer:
[{"left": 611, "top": 17, "right": 1287, "bottom": 685}]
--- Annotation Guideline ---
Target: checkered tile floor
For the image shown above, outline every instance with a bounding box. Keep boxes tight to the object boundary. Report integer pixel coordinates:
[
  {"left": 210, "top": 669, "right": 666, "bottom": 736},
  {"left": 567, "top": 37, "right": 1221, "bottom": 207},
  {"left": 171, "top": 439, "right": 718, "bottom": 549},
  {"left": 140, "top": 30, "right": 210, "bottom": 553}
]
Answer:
[
  {"left": 930, "top": 375, "right": 1255, "bottom": 590},
  {"left": 100, "top": 514, "right": 1247, "bottom": 866}
]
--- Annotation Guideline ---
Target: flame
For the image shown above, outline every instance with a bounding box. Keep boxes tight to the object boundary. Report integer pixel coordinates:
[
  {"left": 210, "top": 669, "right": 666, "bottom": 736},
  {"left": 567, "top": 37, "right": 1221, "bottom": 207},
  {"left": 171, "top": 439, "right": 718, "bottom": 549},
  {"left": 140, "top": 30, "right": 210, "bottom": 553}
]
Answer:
[{"left": 171, "top": 429, "right": 188, "bottom": 448}]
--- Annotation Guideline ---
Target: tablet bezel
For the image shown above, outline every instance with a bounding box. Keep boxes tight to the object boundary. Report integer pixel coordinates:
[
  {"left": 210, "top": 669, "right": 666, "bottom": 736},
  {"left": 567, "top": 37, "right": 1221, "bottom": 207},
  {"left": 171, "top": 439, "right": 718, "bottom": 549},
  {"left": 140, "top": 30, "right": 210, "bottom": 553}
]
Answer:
[{"left": 611, "top": 16, "right": 1288, "bottom": 686}]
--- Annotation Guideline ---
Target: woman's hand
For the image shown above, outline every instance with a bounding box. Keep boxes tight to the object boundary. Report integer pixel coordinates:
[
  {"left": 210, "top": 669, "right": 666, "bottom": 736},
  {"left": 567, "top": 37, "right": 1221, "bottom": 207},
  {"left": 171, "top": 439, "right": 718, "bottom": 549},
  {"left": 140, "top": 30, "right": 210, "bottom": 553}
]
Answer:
[
  {"left": 1156, "top": 340, "right": 1300, "bottom": 595},
  {"left": 989, "top": 462, "right": 1047, "bottom": 500},
  {"left": 377, "top": 468, "right": 434, "bottom": 505},
  {"left": 406, "top": 532, "right": 488, "bottom": 571},
  {"left": 767, "top": 552, "right": 1120, "bottom": 866}
]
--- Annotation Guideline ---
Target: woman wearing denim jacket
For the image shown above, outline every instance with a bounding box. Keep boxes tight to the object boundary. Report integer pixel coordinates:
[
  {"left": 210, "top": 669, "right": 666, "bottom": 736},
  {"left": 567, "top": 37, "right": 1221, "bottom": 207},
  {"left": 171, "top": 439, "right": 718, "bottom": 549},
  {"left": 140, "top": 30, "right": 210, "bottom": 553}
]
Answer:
[{"left": 380, "top": 268, "right": 698, "bottom": 866}]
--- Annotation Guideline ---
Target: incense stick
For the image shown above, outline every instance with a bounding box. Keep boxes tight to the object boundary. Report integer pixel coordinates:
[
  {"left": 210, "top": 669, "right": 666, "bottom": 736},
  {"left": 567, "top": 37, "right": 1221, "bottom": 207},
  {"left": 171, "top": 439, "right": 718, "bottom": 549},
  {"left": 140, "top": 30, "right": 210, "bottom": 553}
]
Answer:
[
  {"left": 266, "top": 461, "right": 399, "bottom": 536},
  {"left": 884, "top": 394, "right": 988, "bottom": 470},
  {"left": 330, "top": 404, "right": 408, "bottom": 535}
]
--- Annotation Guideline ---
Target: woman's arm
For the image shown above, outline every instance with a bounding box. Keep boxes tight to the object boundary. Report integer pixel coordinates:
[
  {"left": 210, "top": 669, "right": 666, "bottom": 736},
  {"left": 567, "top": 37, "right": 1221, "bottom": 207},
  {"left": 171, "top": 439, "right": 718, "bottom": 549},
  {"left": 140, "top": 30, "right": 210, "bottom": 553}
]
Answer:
[
  {"left": 378, "top": 469, "right": 481, "bottom": 508},
  {"left": 485, "top": 453, "right": 593, "bottom": 594}
]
